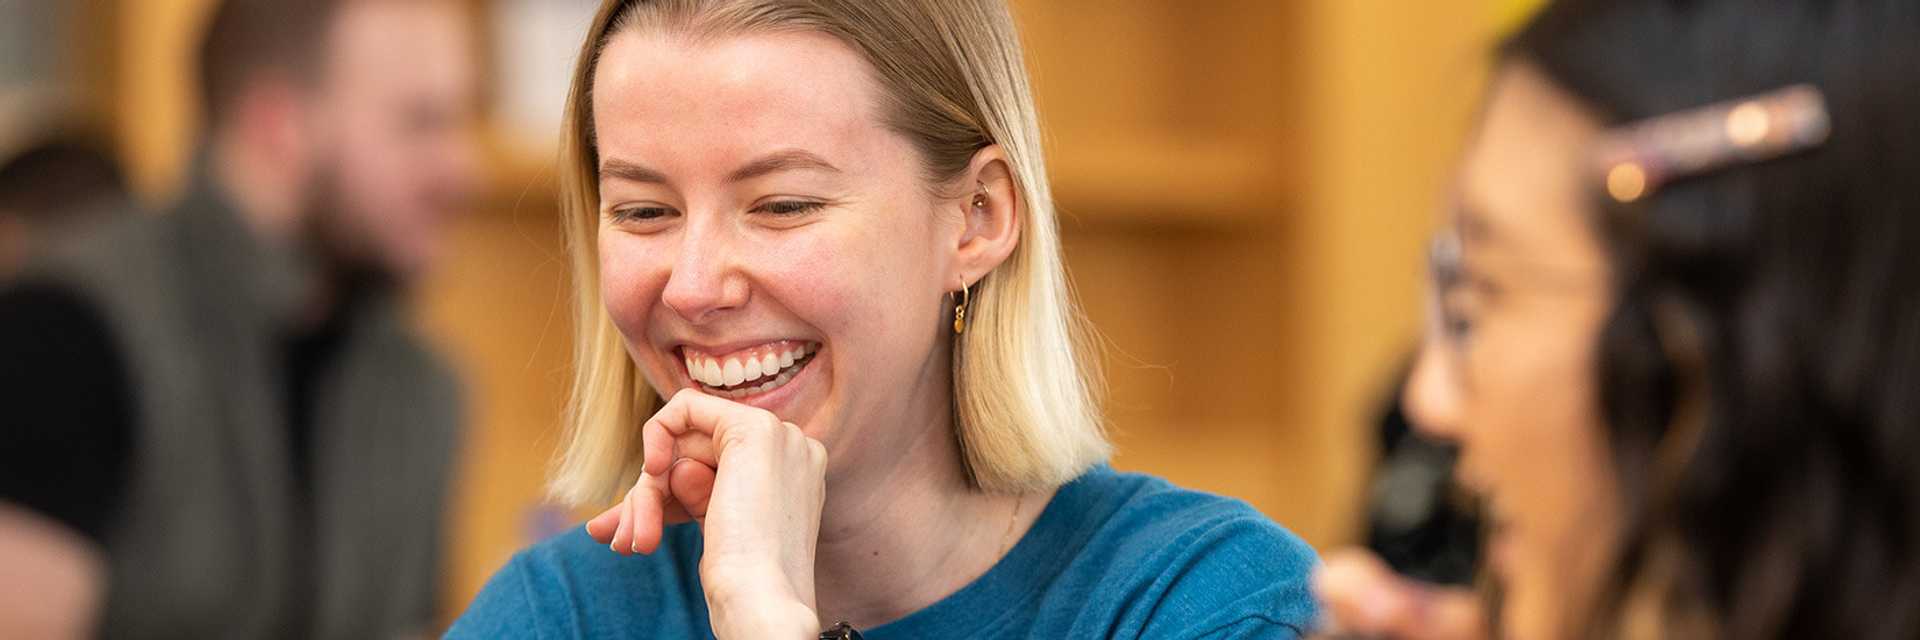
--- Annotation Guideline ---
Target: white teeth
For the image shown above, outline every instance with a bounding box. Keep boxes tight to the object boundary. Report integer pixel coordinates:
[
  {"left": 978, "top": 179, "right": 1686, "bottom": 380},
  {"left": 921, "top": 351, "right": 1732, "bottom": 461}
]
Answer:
[{"left": 684, "top": 342, "right": 817, "bottom": 396}]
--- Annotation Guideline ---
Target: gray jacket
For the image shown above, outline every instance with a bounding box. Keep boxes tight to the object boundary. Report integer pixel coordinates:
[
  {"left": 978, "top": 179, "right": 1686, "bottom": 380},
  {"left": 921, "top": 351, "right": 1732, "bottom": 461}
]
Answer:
[{"left": 26, "top": 170, "right": 461, "bottom": 639}]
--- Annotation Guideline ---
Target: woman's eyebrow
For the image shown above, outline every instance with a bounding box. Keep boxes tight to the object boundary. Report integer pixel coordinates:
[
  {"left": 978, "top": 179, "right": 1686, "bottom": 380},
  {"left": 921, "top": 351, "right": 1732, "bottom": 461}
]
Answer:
[
  {"left": 728, "top": 149, "right": 841, "bottom": 183},
  {"left": 600, "top": 157, "right": 669, "bottom": 184},
  {"left": 599, "top": 150, "right": 842, "bottom": 185}
]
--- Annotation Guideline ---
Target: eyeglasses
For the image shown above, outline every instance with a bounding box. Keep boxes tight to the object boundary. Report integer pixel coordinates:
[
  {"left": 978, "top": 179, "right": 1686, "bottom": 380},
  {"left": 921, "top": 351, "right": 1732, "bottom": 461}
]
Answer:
[
  {"left": 1422, "top": 222, "right": 1605, "bottom": 396},
  {"left": 1426, "top": 226, "right": 1469, "bottom": 345},
  {"left": 1423, "top": 226, "right": 1476, "bottom": 394}
]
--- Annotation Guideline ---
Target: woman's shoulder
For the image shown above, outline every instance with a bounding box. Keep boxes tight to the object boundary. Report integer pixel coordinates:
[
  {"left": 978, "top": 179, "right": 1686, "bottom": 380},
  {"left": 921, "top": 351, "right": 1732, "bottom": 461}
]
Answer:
[
  {"left": 1071, "top": 466, "right": 1316, "bottom": 562},
  {"left": 447, "top": 524, "right": 711, "bottom": 638},
  {"left": 1045, "top": 466, "right": 1321, "bottom": 637}
]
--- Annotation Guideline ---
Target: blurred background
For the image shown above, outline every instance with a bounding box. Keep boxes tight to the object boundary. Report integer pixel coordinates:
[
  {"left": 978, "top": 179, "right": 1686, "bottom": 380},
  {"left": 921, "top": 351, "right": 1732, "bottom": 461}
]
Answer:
[{"left": 0, "top": 0, "right": 1540, "bottom": 625}]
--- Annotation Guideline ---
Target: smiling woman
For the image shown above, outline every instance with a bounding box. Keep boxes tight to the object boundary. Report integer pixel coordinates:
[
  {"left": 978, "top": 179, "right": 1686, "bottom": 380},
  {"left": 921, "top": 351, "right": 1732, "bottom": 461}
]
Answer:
[
  {"left": 557, "top": 0, "right": 1102, "bottom": 511},
  {"left": 447, "top": 1, "right": 1318, "bottom": 639}
]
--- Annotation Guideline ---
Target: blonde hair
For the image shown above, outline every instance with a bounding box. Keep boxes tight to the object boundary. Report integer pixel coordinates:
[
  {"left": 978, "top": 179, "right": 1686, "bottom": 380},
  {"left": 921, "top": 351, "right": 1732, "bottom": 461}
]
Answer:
[{"left": 548, "top": 0, "right": 1109, "bottom": 506}]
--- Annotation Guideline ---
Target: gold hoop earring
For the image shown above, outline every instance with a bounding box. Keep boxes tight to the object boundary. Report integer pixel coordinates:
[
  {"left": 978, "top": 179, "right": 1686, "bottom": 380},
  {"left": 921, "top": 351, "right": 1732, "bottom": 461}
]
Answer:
[{"left": 952, "top": 284, "right": 971, "bottom": 335}]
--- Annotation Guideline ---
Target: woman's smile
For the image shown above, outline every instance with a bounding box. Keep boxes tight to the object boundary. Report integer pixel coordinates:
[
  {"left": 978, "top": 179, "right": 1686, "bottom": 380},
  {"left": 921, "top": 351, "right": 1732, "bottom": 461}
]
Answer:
[{"left": 679, "top": 340, "right": 822, "bottom": 401}]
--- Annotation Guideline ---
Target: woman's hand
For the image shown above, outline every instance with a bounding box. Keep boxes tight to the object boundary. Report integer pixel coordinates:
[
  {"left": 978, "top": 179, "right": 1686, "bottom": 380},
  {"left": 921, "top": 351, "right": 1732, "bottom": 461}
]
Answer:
[
  {"left": 584, "top": 389, "right": 829, "bottom": 639},
  {"left": 1311, "top": 548, "right": 1487, "bottom": 640}
]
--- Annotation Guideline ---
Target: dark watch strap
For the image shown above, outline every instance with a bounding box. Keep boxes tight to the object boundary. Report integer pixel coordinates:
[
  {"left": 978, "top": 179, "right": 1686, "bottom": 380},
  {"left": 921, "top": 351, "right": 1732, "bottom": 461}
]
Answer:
[{"left": 820, "top": 621, "right": 864, "bottom": 640}]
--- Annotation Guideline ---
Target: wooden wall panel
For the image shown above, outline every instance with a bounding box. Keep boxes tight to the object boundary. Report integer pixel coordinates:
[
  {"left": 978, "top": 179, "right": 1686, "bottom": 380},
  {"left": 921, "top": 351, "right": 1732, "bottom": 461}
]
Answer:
[
  {"left": 108, "top": 0, "right": 210, "bottom": 204},
  {"left": 414, "top": 191, "right": 574, "bottom": 620}
]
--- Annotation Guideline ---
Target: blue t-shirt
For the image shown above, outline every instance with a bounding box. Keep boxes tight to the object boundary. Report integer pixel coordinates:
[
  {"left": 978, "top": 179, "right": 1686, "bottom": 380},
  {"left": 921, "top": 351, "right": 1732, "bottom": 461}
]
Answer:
[{"left": 450, "top": 465, "right": 1319, "bottom": 638}]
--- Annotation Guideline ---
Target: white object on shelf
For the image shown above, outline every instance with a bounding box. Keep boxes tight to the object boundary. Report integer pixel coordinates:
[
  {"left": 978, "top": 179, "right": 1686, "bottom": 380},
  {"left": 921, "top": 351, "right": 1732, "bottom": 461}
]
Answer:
[{"left": 492, "top": 0, "right": 602, "bottom": 154}]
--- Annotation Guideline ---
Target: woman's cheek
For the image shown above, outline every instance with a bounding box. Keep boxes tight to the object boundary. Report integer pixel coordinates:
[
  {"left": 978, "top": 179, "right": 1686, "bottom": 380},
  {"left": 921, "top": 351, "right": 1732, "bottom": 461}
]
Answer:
[
  {"left": 749, "top": 230, "right": 862, "bottom": 327},
  {"left": 598, "top": 233, "right": 668, "bottom": 343}
]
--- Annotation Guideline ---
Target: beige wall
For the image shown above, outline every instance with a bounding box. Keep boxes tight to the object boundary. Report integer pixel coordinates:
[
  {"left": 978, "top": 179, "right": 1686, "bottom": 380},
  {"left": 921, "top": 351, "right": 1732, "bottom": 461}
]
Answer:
[{"left": 85, "top": 0, "right": 1519, "bottom": 624}]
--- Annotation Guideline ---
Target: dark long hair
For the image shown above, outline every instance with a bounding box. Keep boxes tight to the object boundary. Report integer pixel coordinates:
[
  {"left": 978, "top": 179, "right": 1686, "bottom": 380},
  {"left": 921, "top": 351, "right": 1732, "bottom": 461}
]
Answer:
[{"left": 1504, "top": 1, "right": 1920, "bottom": 637}]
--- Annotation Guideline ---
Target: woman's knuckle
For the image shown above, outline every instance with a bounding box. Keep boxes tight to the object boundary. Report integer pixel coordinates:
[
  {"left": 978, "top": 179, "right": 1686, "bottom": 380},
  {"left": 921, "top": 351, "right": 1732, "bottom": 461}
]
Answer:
[
  {"left": 754, "top": 408, "right": 782, "bottom": 426},
  {"left": 719, "top": 428, "right": 754, "bottom": 450}
]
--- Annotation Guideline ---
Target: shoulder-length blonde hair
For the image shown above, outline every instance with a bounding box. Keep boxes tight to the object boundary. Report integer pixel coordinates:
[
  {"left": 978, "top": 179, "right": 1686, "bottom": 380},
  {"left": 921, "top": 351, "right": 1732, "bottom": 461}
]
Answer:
[{"left": 548, "top": 0, "right": 1109, "bottom": 506}]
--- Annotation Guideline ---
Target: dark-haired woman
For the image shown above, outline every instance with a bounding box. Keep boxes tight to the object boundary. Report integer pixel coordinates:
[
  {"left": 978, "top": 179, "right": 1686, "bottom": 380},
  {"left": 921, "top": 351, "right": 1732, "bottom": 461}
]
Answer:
[{"left": 1315, "top": 0, "right": 1920, "bottom": 638}]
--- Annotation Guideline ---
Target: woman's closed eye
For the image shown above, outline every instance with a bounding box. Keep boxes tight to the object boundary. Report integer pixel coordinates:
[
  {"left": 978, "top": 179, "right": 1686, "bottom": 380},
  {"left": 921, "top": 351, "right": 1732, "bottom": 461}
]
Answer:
[
  {"left": 751, "top": 199, "right": 827, "bottom": 217},
  {"left": 605, "top": 200, "right": 829, "bottom": 229},
  {"left": 609, "top": 204, "right": 679, "bottom": 223}
]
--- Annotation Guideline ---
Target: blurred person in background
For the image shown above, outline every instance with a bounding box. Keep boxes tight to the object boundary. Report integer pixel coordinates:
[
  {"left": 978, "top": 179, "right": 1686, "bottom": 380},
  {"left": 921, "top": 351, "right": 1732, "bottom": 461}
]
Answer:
[
  {"left": 0, "top": 130, "right": 133, "bottom": 640},
  {"left": 0, "top": 134, "right": 130, "bottom": 277},
  {"left": 449, "top": 0, "right": 1319, "bottom": 638},
  {"left": 1313, "top": 0, "right": 1920, "bottom": 638},
  {"left": 0, "top": 0, "right": 479, "bottom": 636}
]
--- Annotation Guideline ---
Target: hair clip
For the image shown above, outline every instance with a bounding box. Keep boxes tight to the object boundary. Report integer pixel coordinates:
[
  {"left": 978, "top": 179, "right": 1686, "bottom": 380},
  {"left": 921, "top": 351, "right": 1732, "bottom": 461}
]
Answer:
[{"left": 1593, "top": 84, "right": 1831, "bottom": 203}]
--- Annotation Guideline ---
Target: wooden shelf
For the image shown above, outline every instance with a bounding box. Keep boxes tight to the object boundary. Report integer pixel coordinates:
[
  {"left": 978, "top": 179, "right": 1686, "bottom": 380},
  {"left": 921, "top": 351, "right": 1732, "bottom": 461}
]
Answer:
[{"left": 1048, "top": 135, "right": 1292, "bottom": 228}]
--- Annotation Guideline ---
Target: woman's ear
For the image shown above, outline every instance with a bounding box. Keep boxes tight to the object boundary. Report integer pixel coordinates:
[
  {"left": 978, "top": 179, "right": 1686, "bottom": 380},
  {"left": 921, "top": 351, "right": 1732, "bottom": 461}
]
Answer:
[{"left": 949, "top": 145, "right": 1021, "bottom": 289}]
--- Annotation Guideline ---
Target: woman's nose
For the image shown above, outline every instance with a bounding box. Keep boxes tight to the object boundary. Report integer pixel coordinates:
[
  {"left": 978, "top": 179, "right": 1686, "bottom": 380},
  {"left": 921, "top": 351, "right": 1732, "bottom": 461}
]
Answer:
[
  {"left": 660, "top": 222, "right": 750, "bottom": 323},
  {"left": 1403, "top": 340, "right": 1467, "bottom": 442}
]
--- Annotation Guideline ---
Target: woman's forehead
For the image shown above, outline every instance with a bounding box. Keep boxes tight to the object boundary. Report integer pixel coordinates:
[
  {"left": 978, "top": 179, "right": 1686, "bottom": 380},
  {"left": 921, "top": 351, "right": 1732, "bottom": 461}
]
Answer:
[
  {"left": 1456, "top": 62, "right": 1608, "bottom": 266},
  {"left": 590, "top": 29, "right": 897, "bottom": 178}
]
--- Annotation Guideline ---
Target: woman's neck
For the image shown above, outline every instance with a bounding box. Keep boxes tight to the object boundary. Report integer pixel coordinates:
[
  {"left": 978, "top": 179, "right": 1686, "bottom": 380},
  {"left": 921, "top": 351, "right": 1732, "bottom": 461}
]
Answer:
[{"left": 805, "top": 375, "right": 1052, "bottom": 629}]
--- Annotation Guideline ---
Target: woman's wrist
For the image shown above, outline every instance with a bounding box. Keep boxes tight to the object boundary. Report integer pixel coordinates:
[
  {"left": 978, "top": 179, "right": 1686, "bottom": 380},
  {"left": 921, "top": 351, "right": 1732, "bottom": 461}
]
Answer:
[
  {"left": 717, "top": 602, "right": 818, "bottom": 639},
  {"left": 707, "top": 588, "right": 819, "bottom": 639}
]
